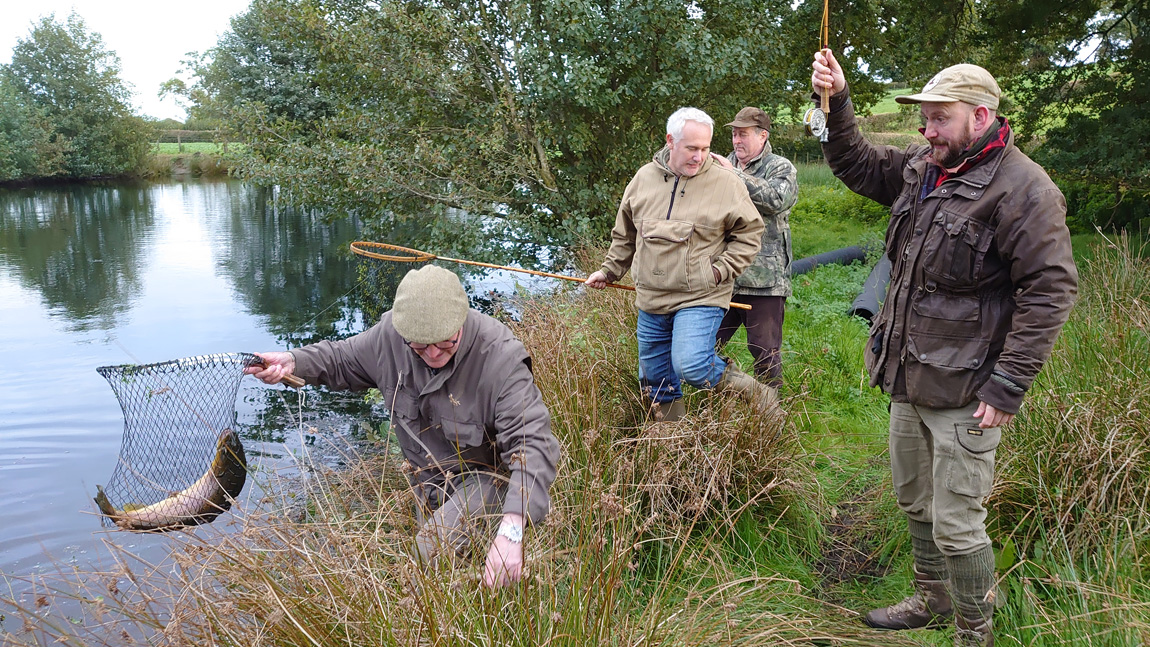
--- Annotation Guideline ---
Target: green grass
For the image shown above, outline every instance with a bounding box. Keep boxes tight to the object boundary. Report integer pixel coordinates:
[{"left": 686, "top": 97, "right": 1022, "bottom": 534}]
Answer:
[
  {"left": 150, "top": 142, "right": 240, "bottom": 154},
  {"left": 872, "top": 87, "right": 914, "bottom": 114},
  {"left": 790, "top": 163, "right": 888, "bottom": 258},
  {"left": 5, "top": 223, "right": 1148, "bottom": 645}
]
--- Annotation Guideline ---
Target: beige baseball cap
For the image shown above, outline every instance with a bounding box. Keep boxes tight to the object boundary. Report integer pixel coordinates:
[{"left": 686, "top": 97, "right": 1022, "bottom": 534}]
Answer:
[{"left": 896, "top": 64, "right": 1001, "bottom": 110}]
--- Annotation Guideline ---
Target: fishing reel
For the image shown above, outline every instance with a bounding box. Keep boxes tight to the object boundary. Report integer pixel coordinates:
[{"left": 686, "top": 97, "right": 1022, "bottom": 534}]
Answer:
[{"left": 803, "top": 107, "right": 828, "bottom": 143}]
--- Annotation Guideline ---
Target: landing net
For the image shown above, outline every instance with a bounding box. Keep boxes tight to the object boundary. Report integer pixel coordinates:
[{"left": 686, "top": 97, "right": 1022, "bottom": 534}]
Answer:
[{"left": 95, "top": 352, "right": 259, "bottom": 529}]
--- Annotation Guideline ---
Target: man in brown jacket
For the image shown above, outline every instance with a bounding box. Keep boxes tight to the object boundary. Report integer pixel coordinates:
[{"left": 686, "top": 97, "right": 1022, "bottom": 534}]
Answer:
[
  {"left": 585, "top": 107, "right": 771, "bottom": 420},
  {"left": 812, "top": 53, "right": 1077, "bottom": 646},
  {"left": 248, "top": 265, "right": 560, "bottom": 588}
]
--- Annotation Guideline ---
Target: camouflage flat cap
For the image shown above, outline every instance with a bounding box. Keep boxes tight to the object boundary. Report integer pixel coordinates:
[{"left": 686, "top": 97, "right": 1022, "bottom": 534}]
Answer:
[
  {"left": 725, "top": 106, "right": 771, "bottom": 130},
  {"left": 896, "top": 64, "right": 1001, "bottom": 110}
]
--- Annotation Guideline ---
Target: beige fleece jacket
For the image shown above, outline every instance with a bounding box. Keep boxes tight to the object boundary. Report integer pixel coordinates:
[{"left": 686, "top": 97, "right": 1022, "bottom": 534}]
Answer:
[{"left": 600, "top": 148, "right": 763, "bottom": 314}]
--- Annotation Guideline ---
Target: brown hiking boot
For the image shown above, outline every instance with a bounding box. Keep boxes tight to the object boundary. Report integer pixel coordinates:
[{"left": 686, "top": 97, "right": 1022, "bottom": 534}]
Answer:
[
  {"left": 864, "top": 569, "right": 953, "bottom": 630},
  {"left": 717, "top": 362, "right": 780, "bottom": 413},
  {"left": 955, "top": 614, "right": 993, "bottom": 646},
  {"left": 652, "top": 399, "right": 685, "bottom": 422}
]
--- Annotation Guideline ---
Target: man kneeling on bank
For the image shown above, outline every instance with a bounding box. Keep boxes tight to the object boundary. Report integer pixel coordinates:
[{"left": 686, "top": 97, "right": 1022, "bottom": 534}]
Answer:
[{"left": 248, "top": 265, "right": 560, "bottom": 587}]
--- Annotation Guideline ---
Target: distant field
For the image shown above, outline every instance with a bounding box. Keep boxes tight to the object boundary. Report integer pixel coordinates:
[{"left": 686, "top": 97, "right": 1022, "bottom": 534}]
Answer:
[
  {"left": 150, "top": 142, "right": 242, "bottom": 154},
  {"left": 871, "top": 87, "right": 913, "bottom": 114},
  {"left": 774, "top": 87, "right": 913, "bottom": 124}
]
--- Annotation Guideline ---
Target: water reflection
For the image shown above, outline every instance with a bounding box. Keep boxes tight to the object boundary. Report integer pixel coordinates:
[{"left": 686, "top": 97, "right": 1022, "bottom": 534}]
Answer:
[
  {"left": 0, "top": 183, "right": 155, "bottom": 331},
  {"left": 218, "top": 185, "right": 364, "bottom": 348}
]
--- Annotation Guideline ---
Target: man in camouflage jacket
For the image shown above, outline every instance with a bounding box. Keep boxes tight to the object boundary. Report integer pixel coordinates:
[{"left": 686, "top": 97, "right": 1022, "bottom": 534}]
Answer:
[{"left": 713, "top": 107, "right": 798, "bottom": 398}]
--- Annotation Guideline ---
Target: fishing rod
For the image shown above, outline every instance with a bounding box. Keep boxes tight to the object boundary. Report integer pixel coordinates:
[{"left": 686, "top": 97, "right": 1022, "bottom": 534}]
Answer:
[
  {"left": 803, "top": 0, "right": 831, "bottom": 143},
  {"left": 349, "top": 241, "right": 753, "bottom": 310}
]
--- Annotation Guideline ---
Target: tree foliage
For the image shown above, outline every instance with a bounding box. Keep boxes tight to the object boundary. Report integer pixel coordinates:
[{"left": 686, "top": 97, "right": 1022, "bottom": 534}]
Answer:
[
  {"left": 182, "top": 0, "right": 822, "bottom": 259},
  {"left": 0, "top": 79, "right": 68, "bottom": 181},
  {"left": 181, "top": 0, "right": 1146, "bottom": 251},
  {"left": 0, "top": 13, "right": 153, "bottom": 181},
  {"left": 842, "top": 0, "right": 1148, "bottom": 227}
]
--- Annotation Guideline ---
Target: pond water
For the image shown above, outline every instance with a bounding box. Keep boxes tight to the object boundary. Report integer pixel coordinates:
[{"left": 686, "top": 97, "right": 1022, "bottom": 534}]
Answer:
[{"left": 0, "top": 179, "right": 558, "bottom": 614}]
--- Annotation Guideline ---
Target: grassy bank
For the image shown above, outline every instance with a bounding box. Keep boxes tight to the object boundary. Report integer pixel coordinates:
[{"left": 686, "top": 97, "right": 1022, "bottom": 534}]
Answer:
[
  {"left": 3, "top": 192, "right": 1148, "bottom": 644},
  {"left": 142, "top": 152, "right": 233, "bottom": 179}
]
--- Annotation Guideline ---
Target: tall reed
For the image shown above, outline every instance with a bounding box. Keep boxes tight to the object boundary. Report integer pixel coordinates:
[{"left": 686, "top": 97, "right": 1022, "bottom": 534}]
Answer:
[
  {"left": 3, "top": 278, "right": 887, "bottom": 646},
  {"left": 993, "top": 234, "right": 1150, "bottom": 556},
  {"left": 989, "top": 234, "right": 1150, "bottom": 644}
]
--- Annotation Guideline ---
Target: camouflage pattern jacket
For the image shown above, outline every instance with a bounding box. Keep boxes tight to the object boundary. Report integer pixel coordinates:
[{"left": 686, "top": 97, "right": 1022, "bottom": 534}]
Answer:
[{"left": 727, "top": 142, "right": 798, "bottom": 297}]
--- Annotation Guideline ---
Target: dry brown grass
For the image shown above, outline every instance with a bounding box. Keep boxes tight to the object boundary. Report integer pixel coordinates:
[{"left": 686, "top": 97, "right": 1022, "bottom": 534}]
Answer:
[{"left": 3, "top": 275, "right": 888, "bottom": 646}]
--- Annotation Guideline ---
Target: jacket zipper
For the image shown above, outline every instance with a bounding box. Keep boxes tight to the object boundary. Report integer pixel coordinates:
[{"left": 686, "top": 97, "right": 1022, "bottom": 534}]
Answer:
[{"left": 665, "top": 176, "right": 680, "bottom": 219}]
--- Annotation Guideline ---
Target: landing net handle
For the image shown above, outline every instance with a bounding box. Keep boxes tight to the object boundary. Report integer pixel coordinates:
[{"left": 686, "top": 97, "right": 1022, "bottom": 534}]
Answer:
[
  {"left": 350, "top": 241, "right": 635, "bottom": 290},
  {"left": 350, "top": 241, "right": 752, "bottom": 310}
]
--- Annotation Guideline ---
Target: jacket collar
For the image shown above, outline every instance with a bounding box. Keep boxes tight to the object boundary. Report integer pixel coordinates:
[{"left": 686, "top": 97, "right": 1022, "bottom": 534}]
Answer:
[
  {"left": 653, "top": 145, "right": 714, "bottom": 179},
  {"left": 727, "top": 140, "right": 773, "bottom": 170},
  {"left": 907, "top": 118, "right": 1013, "bottom": 190}
]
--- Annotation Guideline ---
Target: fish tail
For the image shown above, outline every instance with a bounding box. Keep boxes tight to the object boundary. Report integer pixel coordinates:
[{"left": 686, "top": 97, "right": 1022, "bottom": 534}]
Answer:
[{"left": 94, "top": 485, "right": 119, "bottom": 517}]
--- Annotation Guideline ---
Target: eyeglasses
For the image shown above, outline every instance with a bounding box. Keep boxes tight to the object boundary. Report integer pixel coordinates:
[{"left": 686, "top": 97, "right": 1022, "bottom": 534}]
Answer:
[{"left": 405, "top": 337, "right": 459, "bottom": 352}]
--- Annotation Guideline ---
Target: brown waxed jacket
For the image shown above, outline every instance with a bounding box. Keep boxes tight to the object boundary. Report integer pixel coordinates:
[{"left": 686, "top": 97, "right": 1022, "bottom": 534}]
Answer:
[
  {"left": 820, "top": 87, "right": 1077, "bottom": 413},
  {"left": 290, "top": 309, "right": 559, "bottom": 524}
]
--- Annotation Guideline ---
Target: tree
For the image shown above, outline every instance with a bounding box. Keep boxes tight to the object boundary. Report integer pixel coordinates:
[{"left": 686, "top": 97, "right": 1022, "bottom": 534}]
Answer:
[
  {"left": 179, "top": 0, "right": 805, "bottom": 261},
  {"left": 2, "top": 13, "right": 153, "bottom": 179},
  {"left": 0, "top": 79, "right": 68, "bottom": 181},
  {"left": 788, "top": 0, "right": 1148, "bottom": 230}
]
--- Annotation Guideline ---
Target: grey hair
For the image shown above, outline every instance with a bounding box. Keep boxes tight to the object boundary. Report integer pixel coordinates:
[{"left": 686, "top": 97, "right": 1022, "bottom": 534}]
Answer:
[{"left": 666, "top": 107, "right": 714, "bottom": 142}]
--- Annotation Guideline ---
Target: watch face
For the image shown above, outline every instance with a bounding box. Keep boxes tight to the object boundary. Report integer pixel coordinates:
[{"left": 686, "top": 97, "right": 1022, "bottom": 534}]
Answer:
[{"left": 498, "top": 523, "right": 524, "bottom": 542}]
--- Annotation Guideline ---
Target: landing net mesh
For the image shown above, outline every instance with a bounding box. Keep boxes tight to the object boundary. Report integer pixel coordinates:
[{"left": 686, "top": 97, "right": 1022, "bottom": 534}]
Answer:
[{"left": 95, "top": 352, "right": 259, "bottom": 528}]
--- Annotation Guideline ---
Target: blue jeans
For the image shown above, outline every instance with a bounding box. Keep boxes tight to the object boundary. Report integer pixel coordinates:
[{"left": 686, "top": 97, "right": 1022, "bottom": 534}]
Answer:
[{"left": 637, "top": 306, "right": 729, "bottom": 404}]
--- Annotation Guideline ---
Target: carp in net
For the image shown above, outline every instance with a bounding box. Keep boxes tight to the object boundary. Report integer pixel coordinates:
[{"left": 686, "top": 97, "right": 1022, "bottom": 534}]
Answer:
[{"left": 93, "top": 352, "right": 266, "bottom": 532}]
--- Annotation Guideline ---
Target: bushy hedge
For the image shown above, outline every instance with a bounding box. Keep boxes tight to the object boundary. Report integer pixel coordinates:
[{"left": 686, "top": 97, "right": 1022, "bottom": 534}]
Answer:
[
  {"left": 157, "top": 129, "right": 219, "bottom": 143},
  {"left": 1054, "top": 178, "right": 1150, "bottom": 234}
]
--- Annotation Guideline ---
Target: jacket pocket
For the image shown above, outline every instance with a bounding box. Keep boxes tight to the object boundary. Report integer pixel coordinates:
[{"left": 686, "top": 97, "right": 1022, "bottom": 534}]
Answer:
[
  {"left": 735, "top": 237, "right": 784, "bottom": 289},
  {"left": 635, "top": 219, "right": 694, "bottom": 292},
  {"left": 440, "top": 417, "right": 487, "bottom": 449},
  {"left": 885, "top": 192, "right": 914, "bottom": 263},
  {"left": 921, "top": 210, "right": 993, "bottom": 287},
  {"left": 911, "top": 291, "right": 980, "bottom": 338},
  {"left": 904, "top": 333, "right": 990, "bottom": 408},
  {"left": 389, "top": 391, "right": 422, "bottom": 432}
]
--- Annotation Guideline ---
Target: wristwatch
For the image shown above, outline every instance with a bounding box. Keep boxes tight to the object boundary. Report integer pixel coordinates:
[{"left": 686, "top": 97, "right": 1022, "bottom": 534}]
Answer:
[{"left": 496, "top": 521, "right": 524, "bottom": 543}]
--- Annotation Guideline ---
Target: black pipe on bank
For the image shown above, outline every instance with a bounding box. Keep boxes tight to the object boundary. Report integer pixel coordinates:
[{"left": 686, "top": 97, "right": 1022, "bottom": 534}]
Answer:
[
  {"left": 848, "top": 255, "right": 891, "bottom": 322},
  {"left": 789, "top": 245, "right": 868, "bottom": 276}
]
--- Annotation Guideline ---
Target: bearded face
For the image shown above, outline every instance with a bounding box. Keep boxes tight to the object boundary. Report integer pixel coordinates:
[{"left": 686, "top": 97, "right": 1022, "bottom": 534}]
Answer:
[{"left": 920, "top": 102, "right": 978, "bottom": 169}]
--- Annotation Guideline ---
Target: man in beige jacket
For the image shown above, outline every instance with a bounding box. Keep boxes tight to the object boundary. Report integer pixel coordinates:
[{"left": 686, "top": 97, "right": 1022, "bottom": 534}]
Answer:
[
  {"left": 586, "top": 107, "right": 771, "bottom": 420},
  {"left": 248, "top": 265, "right": 560, "bottom": 588}
]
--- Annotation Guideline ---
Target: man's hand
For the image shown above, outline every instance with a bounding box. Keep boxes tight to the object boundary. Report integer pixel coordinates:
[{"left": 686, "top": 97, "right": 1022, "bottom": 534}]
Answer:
[
  {"left": 973, "top": 401, "right": 1013, "bottom": 429},
  {"left": 245, "top": 351, "right": 296, "bottom": 385},
  {"left": 811, "top": 48, "right": 846, "bottom": 96},
  {"left": 585, "top": 270, "right": 609, "bottom": 290},
  {"left": 709, "top": 152, "right": 734, "bottom": 169},
  {"left": 483, "top": 514, "right": 526, "bottom": 588},
  {"left": 712, "top": 267, "right": 721, "bottom": 285}
]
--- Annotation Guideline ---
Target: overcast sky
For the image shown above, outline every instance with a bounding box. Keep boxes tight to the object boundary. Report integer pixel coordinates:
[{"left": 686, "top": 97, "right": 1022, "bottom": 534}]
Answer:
[{"left": 0, "top": 1, "right": 251, "bottom": 121}]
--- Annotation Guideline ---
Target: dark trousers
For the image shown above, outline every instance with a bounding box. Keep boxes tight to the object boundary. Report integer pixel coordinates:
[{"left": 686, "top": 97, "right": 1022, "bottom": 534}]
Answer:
[{"left": 716, "top": 294, "right": 785, "bottom": 387}]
